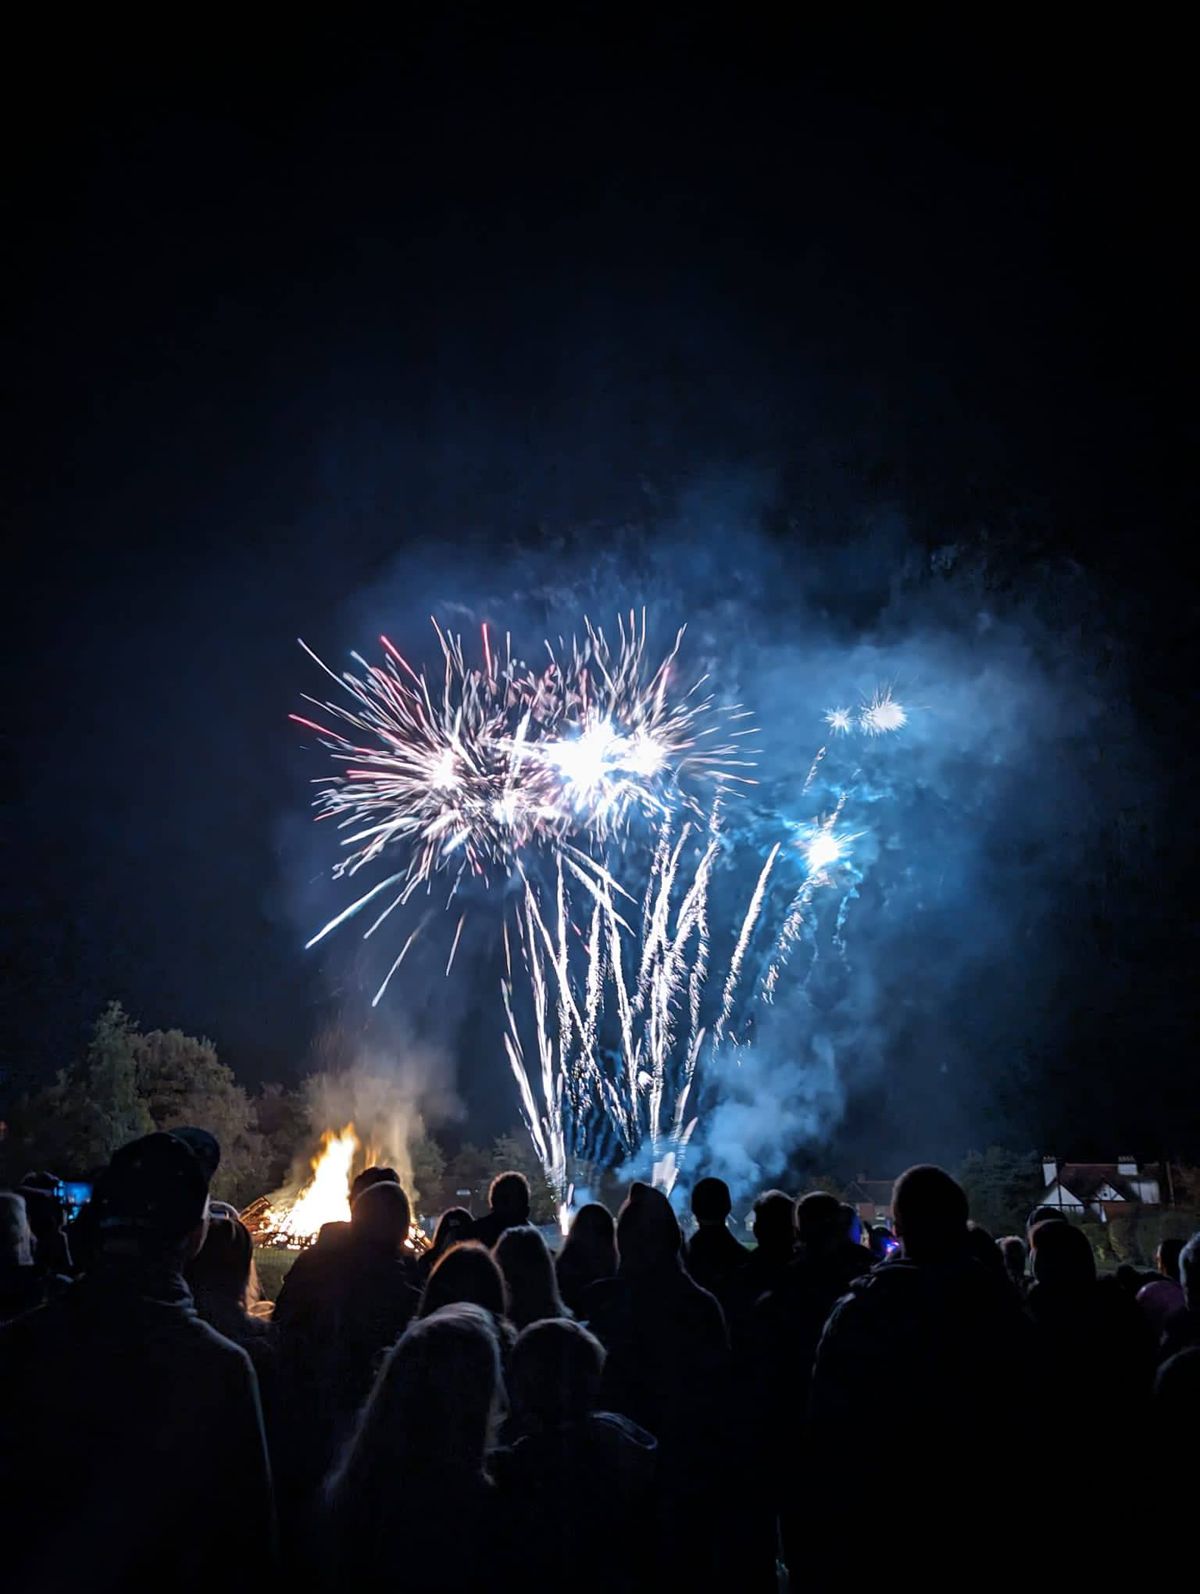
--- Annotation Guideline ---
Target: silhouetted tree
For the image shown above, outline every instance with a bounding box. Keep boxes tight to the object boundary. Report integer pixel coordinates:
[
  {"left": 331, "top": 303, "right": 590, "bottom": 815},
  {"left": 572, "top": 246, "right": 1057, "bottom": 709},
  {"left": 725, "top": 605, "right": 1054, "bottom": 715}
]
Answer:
[{"left": 956, "top": 1147, "right": 1042, "bottom": 1236}]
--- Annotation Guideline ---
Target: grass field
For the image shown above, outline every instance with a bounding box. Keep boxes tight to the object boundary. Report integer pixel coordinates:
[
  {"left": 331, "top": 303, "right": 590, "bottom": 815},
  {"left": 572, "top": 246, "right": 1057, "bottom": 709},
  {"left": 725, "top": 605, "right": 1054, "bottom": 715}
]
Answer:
[{"left": 253, "top": 1246, "right": 298, "bottom": 1303}]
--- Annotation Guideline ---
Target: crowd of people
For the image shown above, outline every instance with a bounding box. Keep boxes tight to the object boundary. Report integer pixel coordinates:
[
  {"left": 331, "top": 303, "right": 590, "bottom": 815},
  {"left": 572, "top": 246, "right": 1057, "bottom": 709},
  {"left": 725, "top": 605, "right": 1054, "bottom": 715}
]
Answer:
[{"left": 1, "top": 1130, "right": 1196, "bottom": 1592}]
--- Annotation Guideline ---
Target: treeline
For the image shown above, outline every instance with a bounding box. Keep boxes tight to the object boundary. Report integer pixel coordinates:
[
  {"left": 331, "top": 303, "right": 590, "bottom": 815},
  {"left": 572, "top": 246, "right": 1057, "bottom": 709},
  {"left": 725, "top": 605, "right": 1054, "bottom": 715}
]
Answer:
[{"left": 0, "top": 1002, "right": 560, "bottom": 1218}]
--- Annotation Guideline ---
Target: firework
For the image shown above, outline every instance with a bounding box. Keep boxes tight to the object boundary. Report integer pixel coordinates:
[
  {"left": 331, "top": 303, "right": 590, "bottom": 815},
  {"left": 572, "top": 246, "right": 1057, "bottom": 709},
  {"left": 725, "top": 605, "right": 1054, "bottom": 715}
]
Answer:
[
  {"left": 858, "top": 687, "right": 907, "bottom": 735},
  {"left": 294, "top": 611, "right": 907, "bottom": 1205},
  {"left": 293, "top": 614, "right": 753, "bottom": 962}
]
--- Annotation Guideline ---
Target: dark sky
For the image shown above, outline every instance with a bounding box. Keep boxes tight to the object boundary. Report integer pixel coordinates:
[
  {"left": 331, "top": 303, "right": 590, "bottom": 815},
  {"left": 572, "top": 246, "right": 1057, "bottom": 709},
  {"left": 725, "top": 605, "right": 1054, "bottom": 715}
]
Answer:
[{"left": 5, "top": 13, "right": 1195, "bottom": 1160}]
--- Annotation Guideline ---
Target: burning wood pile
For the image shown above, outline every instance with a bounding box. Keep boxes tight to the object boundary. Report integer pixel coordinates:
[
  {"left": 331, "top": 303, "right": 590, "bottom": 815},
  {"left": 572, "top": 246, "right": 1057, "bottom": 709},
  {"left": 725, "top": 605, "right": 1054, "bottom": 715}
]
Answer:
[{"left": 240, "top": 1124, "right": 427, "bottom": 1252}]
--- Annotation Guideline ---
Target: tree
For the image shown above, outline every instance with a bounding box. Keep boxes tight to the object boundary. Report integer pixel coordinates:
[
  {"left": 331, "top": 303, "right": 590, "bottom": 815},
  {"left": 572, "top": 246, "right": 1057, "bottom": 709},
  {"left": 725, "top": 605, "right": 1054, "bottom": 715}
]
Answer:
[
  {"left": 409, "top": 1132, "right": 446, "bottom": 1212},
  {"left": 13, "top": 1002, "right": 156, "bottom": 1176},
  {"left": 956, "top": 1147, "right": 1043, "bottom": 1237},
  {"left": 252, "top": 1082, "right": 311, "bottom": 1189},
  {"left": 446, "top": 1143, "right": 495, "bottom": 1213},
  {"left": 131, "top": 1026, "right": 269, "bottom": 1208}
]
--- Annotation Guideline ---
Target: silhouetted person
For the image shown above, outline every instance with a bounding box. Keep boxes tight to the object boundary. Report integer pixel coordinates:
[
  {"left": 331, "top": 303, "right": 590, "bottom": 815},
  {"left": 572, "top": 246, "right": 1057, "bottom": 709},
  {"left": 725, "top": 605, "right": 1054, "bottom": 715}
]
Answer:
[
  {"left": 998, "top": 1234, "right": 1029, "bottom": 1296},
  {"left": 756, "top": 1190, "right": 871, "bottom": 1411},
  {"left": 274, "top": 1163, "right": 401, "bottom": 1311},
  {"left": 1027, "top": 1218, "right": 1152, "bottom": 1436},
  {"left": 496, "top": 1318, "right": 656, "bottom": 1594},
  {"left": 683, "top": 1176, "right": 749, "bottom": 1307},
  {"left": 0, "top": 1130, "right": 273, "bottom": 1594},
  {"left": 1136, "top": 1236, "right": 1186, "bottom": 1338},
  {"left": 273, "top": 1178, "right": 420, "bottom": 1528},
  {"left": 1026, "top": 1202, "right": 1070, "bottom": 1239},
  {"left": 1024, "top": 1218, "right": 1153, "bottom": 1568},
  {"left": 868, "top": 1220, "right": 899, "bottom": 1262},
  {"left": 418, "top": 1203, "right": 475, "bottom": 1280},
  {"left": 324, "top": 1304, "right": 507, "bottom": 1592},
  {"left": 556, "top": 1201, "right": 617, "bottom": 1316},
  {"left": 0, "top": 1192, "right": 47, "bottom": 1322},
  {"left": 472, "top": 1170, "right": 531, "bottom": 1249},
  {"left": 417, "top": 1238, "right": 515, "bottom": 1366},
  {"left": 18, "top": 1171, "right": 74, "bottom": 1279},
  {"left": 966, "top": 1220, "right": 1007, "bottom": 1277},
  {"left": 1157, "top": 1231, "right": 1200, "bottom": 1361},
  {"left": 1154, "top": 1344, "right": 1200, "bottom": 1498},
  {"left": 724, "top": 1188, "right": 795, "bottom": 1348},
  {"left": 185, "top": 1201, "right": 276, "bottom": 1394},
  {"left": 753, "top": 1190, "right": 871, "bottom": 1573},
  {"left": 494, "top": 1223, "right": 570, "bottom": 1329},
  {"left": 586, "top": 1183, "right": 758, "bottom": 1590},
  {"left": 808, "top": 1166, "right": 1030, "bottom": 1588}
]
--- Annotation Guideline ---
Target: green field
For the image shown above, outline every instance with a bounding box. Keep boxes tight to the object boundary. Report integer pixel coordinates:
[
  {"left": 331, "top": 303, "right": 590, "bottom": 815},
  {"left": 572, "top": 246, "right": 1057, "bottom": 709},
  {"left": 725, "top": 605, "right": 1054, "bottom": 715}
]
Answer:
[{"left": 253, "top": 1246, "right": 298, "bottom": 1303}]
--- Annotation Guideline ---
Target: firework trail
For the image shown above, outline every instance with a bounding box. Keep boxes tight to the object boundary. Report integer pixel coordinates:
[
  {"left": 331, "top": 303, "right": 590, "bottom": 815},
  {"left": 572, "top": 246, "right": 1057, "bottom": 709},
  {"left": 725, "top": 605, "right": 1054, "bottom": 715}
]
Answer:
[{"left": 294, "top": 615, "right": 906, "bottom": 1203}]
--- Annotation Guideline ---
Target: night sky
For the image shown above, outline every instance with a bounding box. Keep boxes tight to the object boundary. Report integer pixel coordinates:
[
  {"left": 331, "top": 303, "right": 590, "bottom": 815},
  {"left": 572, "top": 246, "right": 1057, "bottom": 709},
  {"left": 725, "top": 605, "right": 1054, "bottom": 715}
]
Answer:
[{"left": 6, "top": 14, "right": 1196, "bottom": 1166}]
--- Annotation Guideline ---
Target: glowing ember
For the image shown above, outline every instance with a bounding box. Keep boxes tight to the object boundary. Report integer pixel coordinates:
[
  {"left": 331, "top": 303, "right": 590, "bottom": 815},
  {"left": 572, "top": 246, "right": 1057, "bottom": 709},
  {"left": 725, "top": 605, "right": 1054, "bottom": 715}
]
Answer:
[{"left": 272, "top": 1125, "right": 358, "bottom": 1244}]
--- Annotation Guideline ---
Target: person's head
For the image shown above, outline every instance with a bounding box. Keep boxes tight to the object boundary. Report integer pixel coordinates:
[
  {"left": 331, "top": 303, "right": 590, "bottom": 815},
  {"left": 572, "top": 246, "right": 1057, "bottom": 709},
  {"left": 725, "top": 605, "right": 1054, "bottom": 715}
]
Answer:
[
  {"left": 350, "top": 1166, "right": 400, "bottom": 1206},
  {"left": 998, "top": 1236, "right": 1027, "bottom": 1286},
  {"left": 0, "top": 1192, "right": 34, "bottom": 1267},
  {"left": 1030, "top": 1219, "right": 1096, "bottom": 1290},
  {"left": 1026, "top": 1204, "right": 1069, "bottom": 1240},
  {"left": 966, "top": 1221, "right": 1004, "bottom": 1273},
  {"left": 869, "top": 1224, "right": 899, "bottom": 1262},
  {"left": 559, "top": 1203, "right": 616, "bottom": 1270},
  {"left": 351, "top": 1180, "right": 412, "bottom": 1255},
  {"left": 186, "top": 1206, "right": 258, "bottom": 1312},
  {"left": 691, "top": 1177, "right": 732, "bottom": 1227},
  {"left": 510, "top": 1317, "right": 606, "bottom": 1432},
  {"left": 752, "top": 1190, "right": 795, "bottom": 1256},
  {"left": 1179, "top": 1232, "right": 1200, "bottom": 1311},
  {"left": 330, "top": 1303, "right": 502, "bottom": 1501},
  {"left": 795, "top": 1191, "right": 844, "bottom": 1250},
  {"left": 488, "top": 1171, "right": 530, "bottom": 1223},
  {"left": 1156, "top": 1236, "right": 1185, "bottom": 1283},
  {"left": 92, "top": 1129, "right": 218, "bottom": 1263},
  {"left": 616, "top": 1182, "right": 681, "bottom": 1274},
  {"left": 494, "top": 1225, "right": 565, "bottom": 1330},
  {"left": 891, "top": 1165, "right": 969, "bottom": 1263},
  {"left": 419, "top": 1240, "right": 508, "bottom": 1320},
  {"left": 430, "top": 1206, "right": 475, "bottom": 1258}
]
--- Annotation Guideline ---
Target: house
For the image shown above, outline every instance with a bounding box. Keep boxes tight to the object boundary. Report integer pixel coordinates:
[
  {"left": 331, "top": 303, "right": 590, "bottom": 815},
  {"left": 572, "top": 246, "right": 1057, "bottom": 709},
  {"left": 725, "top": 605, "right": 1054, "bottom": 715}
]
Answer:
[
  {"left": 1038, "top": 1155, "right": 1166, "bottom": 1223},
  {"left": 846, "top": 1179, "right": 895, "bottom": 1226}
]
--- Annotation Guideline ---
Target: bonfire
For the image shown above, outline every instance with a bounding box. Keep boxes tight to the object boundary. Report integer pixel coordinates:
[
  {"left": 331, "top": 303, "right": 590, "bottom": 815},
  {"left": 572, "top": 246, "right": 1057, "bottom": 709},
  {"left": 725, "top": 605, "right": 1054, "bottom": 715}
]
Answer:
[{"left": 241, "top": 1124, "right": 427, "bottom": 1252}]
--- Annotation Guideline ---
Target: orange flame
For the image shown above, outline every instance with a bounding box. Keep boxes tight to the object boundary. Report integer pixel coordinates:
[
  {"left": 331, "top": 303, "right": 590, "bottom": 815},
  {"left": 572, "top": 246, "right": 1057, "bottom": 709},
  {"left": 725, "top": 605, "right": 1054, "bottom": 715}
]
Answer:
[{"left": 272, "top": 1124, "right": 359, "bottom": 1244}]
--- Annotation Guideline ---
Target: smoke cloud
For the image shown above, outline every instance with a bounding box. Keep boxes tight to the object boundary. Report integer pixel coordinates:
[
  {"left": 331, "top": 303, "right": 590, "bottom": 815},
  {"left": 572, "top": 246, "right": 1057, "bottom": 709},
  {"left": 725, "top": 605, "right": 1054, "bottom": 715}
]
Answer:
[{"left": 281, "top": 472, "right": 1147, "bottom": 1204}]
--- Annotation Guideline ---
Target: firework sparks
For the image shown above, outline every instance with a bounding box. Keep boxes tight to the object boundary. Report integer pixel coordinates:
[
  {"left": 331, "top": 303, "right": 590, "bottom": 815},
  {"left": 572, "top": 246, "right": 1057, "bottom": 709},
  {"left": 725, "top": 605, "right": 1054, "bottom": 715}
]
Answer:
[
  {"left": 859, "top": 688, "right": 907, "bottom": 735},
  {"left": 294, "top": 614, "right": 907, "bottom": 1204},
  {"left": 293, "top": 613, "right": 754, "bottom": 954}
]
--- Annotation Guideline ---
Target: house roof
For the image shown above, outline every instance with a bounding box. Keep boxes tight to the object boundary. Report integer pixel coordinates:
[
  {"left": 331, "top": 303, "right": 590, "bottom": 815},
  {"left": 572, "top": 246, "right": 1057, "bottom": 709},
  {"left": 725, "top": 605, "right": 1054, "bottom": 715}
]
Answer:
[
  {"left": 847, "top": 1179, "right": 894, "bottom": 1206},
  {"left": 1050, "top": 1163, "right": 1162, "bottom": 1204}
]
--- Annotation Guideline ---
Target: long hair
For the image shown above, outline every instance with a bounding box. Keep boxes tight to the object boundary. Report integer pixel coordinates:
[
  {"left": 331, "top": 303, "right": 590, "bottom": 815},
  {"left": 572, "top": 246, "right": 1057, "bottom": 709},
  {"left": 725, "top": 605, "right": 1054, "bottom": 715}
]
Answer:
[
  {"left": 494, "top": 1225, "right": 568, "bottom": 1330},
  {"left": 325, "top": 1305, "right": 502, "bottom": 1563},
  {"left": 556, "top": 1203, "right": 616, "bottom": 1293},
  {"left": 186, "top": 1206, "right": 261, "bottom": 1317},
  {"left": 428, "top": 1206, "right": 475, "bottom": 1262},
  {"left": 419, "top": 1240, "right": 508, "bottom": 1320}
]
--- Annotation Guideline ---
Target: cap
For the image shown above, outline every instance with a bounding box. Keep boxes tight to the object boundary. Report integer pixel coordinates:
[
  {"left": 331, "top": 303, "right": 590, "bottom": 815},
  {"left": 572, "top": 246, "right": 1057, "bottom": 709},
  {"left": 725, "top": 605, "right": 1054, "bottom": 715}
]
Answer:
[{"left": 95, "top": 1131, "right": 216, "bottom": 1242}]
